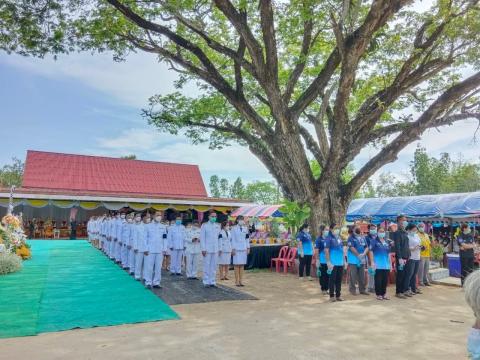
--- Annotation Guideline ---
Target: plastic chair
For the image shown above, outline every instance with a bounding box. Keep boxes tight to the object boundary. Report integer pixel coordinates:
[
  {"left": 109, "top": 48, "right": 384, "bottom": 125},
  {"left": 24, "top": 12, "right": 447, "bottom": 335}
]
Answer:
[
  {"left": 271, "top": 246, "right": 289, "bottom": 272},
  {"left": 279, "top": 247, "right": 297, "bottom": 274}
]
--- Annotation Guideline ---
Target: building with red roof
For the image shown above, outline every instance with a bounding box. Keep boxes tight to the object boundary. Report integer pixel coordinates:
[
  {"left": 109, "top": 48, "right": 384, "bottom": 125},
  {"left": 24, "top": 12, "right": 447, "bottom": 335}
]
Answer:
[{"left": 0, "top": 151, "right": 249, "bottom": 236}]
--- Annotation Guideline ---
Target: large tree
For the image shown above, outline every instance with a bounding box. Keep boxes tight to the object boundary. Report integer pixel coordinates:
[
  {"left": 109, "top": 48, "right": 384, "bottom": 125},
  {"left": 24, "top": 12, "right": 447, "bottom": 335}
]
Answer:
[{"left": 2, "top": 0, "right": 480, "bottom": 229}]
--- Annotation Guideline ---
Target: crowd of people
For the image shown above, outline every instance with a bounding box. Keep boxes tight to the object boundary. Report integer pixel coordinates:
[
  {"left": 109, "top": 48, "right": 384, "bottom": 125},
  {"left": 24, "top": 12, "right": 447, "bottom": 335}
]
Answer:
[
  {"left": 296, "top": 215, "right": 477, "bottom": 302},
  {"left": 86, "top": 211, "right": 251, "bottom": 288}
]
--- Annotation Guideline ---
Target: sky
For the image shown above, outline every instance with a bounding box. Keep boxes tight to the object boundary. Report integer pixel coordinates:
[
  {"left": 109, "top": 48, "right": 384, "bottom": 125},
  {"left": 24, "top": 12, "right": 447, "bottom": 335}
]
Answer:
[{"left": 0, "top": 48, "right": 479, "bottom": 188}]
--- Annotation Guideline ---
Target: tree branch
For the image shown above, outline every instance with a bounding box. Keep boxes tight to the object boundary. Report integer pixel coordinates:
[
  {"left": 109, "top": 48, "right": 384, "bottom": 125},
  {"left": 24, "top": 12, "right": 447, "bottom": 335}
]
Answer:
[
  {"left": 299, "top": 125, "right": 325, "bottom": 166},
  {"left": 259, "top": 0, "right": 278, "bottom": 81}
]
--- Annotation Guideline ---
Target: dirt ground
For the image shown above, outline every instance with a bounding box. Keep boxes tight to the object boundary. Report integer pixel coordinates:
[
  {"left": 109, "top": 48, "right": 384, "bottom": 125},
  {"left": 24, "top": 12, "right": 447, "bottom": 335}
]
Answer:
[{"left": 0, "top": 270, "right": 472, "bottom": 360}]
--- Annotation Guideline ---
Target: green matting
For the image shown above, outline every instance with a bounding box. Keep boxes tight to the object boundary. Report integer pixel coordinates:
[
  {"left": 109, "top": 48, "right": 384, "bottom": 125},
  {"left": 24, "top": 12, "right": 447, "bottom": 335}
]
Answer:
[{"left": 0, "top": 240, "right": 178, "bottom": 338}]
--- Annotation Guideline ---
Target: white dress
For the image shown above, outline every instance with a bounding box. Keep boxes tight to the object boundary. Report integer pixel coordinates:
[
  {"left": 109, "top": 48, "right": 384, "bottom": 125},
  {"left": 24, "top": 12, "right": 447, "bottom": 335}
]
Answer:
[
  {"left": 218, "top": 229, "right": 232, "bottom": 265},
  {"left": 231, "top": 225, "right": 250, "bottom": 265}
]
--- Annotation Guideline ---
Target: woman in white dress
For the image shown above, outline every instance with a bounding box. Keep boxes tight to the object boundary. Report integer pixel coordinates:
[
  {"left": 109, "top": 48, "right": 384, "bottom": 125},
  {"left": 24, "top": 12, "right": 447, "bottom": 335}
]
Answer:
[
  {"left": 231, "top": 215, "right": 251, "bottom": 287},
  {"left": 218, "top": 221, "right": 232, "bottom": 280}
]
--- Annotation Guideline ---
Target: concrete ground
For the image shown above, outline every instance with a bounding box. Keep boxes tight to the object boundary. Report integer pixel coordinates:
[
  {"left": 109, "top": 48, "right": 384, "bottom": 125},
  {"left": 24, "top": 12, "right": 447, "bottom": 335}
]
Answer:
[{"left": 0, "top": 270, "right": 472, "bottom": 360}]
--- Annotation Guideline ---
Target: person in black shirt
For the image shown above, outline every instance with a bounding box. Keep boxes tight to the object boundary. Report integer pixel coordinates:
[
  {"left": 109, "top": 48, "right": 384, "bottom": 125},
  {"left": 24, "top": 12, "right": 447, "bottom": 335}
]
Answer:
[
  {"left": 457, "top": 223, "right": 476, "bottom": 286},
  {"left": 391, "top": 215, "right": 411, "bottom": 299}
]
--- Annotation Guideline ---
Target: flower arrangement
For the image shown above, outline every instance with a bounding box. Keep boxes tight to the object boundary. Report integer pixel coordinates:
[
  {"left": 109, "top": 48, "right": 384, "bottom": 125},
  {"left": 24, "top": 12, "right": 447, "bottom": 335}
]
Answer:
[
  {"left": 0, "top": 252, "right": 23, "bottom": 275},
  {"left": 0, "top": 214, "right": 30, "bottom": 261}
]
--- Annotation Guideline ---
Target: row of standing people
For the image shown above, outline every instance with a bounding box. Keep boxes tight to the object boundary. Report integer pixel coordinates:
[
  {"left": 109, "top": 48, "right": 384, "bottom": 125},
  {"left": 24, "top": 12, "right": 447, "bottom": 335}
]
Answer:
[
  {"left": 296, "top": 217, "right": 435, "bottom": 302},
  {"left": 87, "top": 211, "right": 251, "bottom": 288}
]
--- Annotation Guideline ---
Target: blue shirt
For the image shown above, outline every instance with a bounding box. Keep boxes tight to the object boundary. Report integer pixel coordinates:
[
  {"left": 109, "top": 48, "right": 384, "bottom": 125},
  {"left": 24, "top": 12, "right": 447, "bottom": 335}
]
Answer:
[
  {"left": 365, "top": 234, "right": 377, "bottom": 247},
  {"left": 369, "top": 238, "right": 392, "bottom": 270},
  {"left": 325, "top": 234, "right": 344, "bottom": 266},
  {"left": 296, "top": 231, "right": 313, "bottom": 256},
  {"left": 347, "top": 235, "right": 367, "bottom": 265},
  {"left": 315, "top": 236, "right": 327, "bottom": 264}
]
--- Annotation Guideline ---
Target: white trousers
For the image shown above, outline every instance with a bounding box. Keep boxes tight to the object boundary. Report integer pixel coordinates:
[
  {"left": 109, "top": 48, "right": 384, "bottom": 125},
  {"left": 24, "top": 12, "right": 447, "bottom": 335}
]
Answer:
[
  {"left": 115, "top": 242, "right": 122, "bottom": 261},
  {"left": 109, "top": 240, "right": 115, "bottom": 258},
  {"left": 170, "top": 249, "right": 183, "bottom": 274},
  {"left": 144, "top": 253, "right": 163, "bottom": 286},
  {"left": 134, "top": 252, "right": 144, "bottom": 280},
  {"left": 128, "top": 248, "right": 136, "bottom": 272},
  {"left": 203, "top": 253, "right": 218, "bottom": 285},
  {"left": 121, "top": 245, "right": 128, "bottom": 268},
  {"left": 186, "top": 253, "right": 200, "bottom": 278}
]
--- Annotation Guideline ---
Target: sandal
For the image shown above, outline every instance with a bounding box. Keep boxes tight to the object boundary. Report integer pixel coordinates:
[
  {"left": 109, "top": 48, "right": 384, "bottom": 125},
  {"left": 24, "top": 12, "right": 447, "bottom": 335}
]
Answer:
[
  {"left": 376, "top": 296, "right": 383, "bottom": 301},
  {"left": 382, "top": 296, "right": 390, "bottom": 300}
]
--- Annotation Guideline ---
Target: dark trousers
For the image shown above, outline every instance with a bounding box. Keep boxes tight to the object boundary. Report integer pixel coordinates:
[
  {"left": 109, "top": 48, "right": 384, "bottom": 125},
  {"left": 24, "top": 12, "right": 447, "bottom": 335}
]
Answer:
[
  {"left": 408, "top": 259, "right": 420, "bottom": 292},
  {"left": 375, "top": 269, "right": 389, "bottom": 296},
  {"left": 460, "top": 256, "right": 475, "bottom": 286},
  {"left": 319, "top": 263, "right": 329, "bottom": 291},
  {"left": 329, "top": 265, "right": 343, "bottom": 298},
  {"left": 403, "top": 259, "right": 414, "bottom": 293},
  {"left": 299, "top": 255, "right": 312, "bottom": 277}
]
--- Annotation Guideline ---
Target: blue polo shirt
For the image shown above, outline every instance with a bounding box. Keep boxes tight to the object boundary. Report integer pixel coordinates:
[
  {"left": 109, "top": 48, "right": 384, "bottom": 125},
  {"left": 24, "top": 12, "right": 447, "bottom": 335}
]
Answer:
[
  {"left": 296, "top": 231, "right": 313, "bottom": 256},
  {"left": 347, "top": 235, "right": 367, "bottom": 265},
  {"left": 369, "top": 238, "right": 392, "bottom": 270},
  {"left": 315, "top": 236, "right": 327, "bottom": 264},
  {"left": 365, "top": 234, "right": 377, "bottom": 247},
  {"left": 325, "top": 234, "right": 344, "bottom": 266}
]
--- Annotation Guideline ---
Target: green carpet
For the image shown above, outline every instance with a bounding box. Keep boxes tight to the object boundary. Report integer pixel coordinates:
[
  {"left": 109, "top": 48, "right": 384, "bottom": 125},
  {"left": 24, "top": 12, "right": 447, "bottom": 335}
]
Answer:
[{"left": 0, "top": 240, "right": 178, "bottom": 338}]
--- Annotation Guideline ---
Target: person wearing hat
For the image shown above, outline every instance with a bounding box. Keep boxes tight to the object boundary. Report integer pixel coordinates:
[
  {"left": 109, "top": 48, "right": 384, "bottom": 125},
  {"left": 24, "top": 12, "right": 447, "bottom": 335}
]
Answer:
[
  {"left": 200, "top": 211, "right": 221, "bottom": 287},
  {"left": 144, "top": 211, "right": 167, "bottom": 288},
  {"left": 167, "top": 215, "right": 187, "bottom": 276},
  {"left": 132, "top": 213, "right": 147, "bottom": 280}
]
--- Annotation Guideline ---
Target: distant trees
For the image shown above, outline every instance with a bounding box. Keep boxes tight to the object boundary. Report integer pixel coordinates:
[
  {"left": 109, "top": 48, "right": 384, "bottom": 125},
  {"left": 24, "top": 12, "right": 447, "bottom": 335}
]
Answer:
[
  {"left": 0, "top": 158, "right": 24, "bottom": 188},
  {"left": 120, "top": 155, "right": 137, "bottom": 160},
  {"left": 209, "top": 175, "right": 281, "bottom": 204}
]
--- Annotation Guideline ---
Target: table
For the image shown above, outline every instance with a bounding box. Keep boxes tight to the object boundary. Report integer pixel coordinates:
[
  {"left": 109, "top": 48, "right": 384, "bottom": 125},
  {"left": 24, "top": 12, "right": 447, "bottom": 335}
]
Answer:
[{"left": 245, "top": 244, "right": 285, "bottom": 270}]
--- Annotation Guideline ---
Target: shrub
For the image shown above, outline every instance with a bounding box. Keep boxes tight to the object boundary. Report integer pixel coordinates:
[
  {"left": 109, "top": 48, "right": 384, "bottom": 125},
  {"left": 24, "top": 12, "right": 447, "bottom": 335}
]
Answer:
[{"left": 0, "top": 252, "right": 23, "bottom": 275}]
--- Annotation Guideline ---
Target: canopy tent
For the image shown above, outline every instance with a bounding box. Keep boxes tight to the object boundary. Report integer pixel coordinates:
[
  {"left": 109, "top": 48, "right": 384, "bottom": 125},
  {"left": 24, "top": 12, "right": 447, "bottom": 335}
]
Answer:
[
  {"left": 346, "top": 191, "right": 480, "bottom": 221},
  {"left": 231, "top": 205, "right": 283, "bottom": 218}
]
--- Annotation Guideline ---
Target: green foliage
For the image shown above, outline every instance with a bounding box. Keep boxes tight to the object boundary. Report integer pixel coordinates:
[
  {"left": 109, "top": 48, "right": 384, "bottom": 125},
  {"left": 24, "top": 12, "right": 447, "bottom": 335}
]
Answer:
[
  {"left": 209, "top": 175, "right": 222, "bottom": 198},
  {"left": 208, "top": 175, "right": 281, "bottom": 204},
  {"left": 120, "top": 154, "right": 136, "bottom": 160},
  {"left": 431, "top": 244, "right": 444, "bottom": 262},
  {"left": 280, "top": 200, "right": 310, "bottom": 238},
  {"left": 0, "top": 158, "right": 24, "bottom": 187},
  {"left": 230, "top": 177, "right": 245, "bottom": 199},
  {"left": 0, "top": 252, "right": 22, "bottom": 275},
  {"left": 310, "top": 160, "right": 356, "bottom": 185}
]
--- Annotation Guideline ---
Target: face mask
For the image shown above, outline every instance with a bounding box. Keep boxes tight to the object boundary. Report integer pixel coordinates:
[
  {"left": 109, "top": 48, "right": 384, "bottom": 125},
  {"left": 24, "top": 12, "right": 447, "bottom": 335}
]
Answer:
[
  {"left": 127, "top": 218, "right": 133, "bottom": 223},
  {"left": 369, "top": 229, "right": 377, "bottom": 235},
  {"left": 402, "top": 220, "right": 409, "bottom": 228},
  {"left": 418, "top": 227, "right": 425, "bottom": 233},
  {"left": 121, "top": 214, "right": 126, "bottom": 219},
  {"left": 210, "top": 217, "right": 217, "bottom": 223},
  {"left": 322, "top": 230, "right": 329, "bottom": 237},
  {"left": 378, "top": 232, "right": 386, "bottom": 239},
  {"left": 145, "top": 218, "right": 151, "bottom": 224},
  {"left": 239, "top": 220, "right": 245, "bottom": 226},
  {"left": 468, "top": 328, "right": 480, "bottom": 360},
  {"left": 135, "top": 217, "right": 141, "bottom": 222},
  {"left": 464, "top": 228, "right": 472, "bottom": 235},
  {"left": 175, "top": 220, "right": 182, "bottom": 225},
  {"left": 304, "top": 229, "right": 310, "bottom": 233},
  {"left": 333, "top": 229, "right": 340, "bottom": 236},
  {"left": 155, "top": 216, "right": 161, "bottom": 222}
]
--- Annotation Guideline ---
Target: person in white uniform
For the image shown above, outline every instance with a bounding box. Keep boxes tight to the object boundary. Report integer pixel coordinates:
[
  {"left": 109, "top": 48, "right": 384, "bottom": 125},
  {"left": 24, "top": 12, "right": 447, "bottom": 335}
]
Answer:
[
  {"left": 200, "top": 211, "right": 221, "bottom": 287},
  {"left": 132, "top": 213, "right": 147, "bottom": 280},
  {"left": 99, "top": 215, "right": 107, "bottom": 252},
  {"left": 127, "top": 214, "right": 136, "bottom": 274},
  {"left": 92, "top": 216, "right": 100, "bottom": 248},
  {"left": 168, "top": 215, "right": 186, "bottom": 276},
  {"left": 185, "top": 221, "right": 201, "bottom": 279},
  {"left": 114, "top": 213, "right": 124, "bottom": 263},
  {"left": 231, "top": 215, "right": 251, "bottom": 287},
  {"left": 108, "top": 214, "right": 117, "bottom": 259},
  {"left": 120, "top": 213, "right": 132, "bottom": 269},
  {"left": 218, "top": 221, "right": 232, "bottom": 281},
  {"left": 87, "top": 217, "right": 93, "bottom": 244},
  {"left": 144, "top": 211, "right": 167, "bottom": 288}
]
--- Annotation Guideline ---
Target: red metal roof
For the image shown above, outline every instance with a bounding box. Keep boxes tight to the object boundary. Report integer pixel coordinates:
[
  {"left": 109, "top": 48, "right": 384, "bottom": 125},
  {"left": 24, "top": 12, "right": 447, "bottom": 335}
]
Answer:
[{"left": 22, "top": 150, "right": 208, "bottom": 198}]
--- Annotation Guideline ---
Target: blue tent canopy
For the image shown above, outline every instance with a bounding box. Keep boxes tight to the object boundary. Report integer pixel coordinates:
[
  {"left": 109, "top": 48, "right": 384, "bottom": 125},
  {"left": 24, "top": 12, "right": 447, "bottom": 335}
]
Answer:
[{"left": 346, "top": 191, "right": 480, "bottom": 221}]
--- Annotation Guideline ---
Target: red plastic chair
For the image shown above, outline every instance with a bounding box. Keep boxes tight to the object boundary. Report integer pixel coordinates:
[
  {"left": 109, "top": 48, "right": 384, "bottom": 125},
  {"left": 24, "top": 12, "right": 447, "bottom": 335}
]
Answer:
[
  {"left": 278, "top": 247, "right": 297, "bottom": 274},
  {"left": 270, "top": 246, "right": 289, "bottom": 272}
]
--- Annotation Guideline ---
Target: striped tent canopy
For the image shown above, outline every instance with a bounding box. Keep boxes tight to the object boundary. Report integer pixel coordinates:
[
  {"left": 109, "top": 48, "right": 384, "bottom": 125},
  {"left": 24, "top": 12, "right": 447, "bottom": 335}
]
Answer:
[{"left": 231, "top": 205, "right": 283, "bottom": 218}]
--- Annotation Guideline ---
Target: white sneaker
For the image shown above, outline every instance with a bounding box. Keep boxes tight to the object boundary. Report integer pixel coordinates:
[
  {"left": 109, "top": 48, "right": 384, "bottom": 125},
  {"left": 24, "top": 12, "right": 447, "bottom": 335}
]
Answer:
[{"left": 307, "top": 276, "right": 313, "bottom": 281}]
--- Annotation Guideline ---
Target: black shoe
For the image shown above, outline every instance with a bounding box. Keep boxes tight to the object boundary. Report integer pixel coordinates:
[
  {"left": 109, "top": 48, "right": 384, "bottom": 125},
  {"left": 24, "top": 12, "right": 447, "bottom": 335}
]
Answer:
[
  {"left": 153, "top": 285, "right": 162, "bottom": 289},
  {"left": 170, "top": 273, "right": 176, "bottom": 276},
  {"left": 146, "top": 285, "right": 152, "bottom": 289},
  {"left": 176, "top": 273, "right": 182, "bottom": 276},
  {"left": 210, "top": 284, "right": 218, "bottom": 288}
]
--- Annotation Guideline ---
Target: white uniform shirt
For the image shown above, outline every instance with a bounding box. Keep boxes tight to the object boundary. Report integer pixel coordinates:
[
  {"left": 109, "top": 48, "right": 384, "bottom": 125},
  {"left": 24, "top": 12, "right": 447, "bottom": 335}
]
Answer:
[
  {"left": 200, "top": 222, "right": 220, "bottom": 253},
  {"left": 120, "top": 221, "right": 130, "bottom": 246},
  {"left": 146, "top": 221, "right": 168, "bottom": 253},
  {"left": 219, "top": 229, "right": 232, "bottom": 253},
  {"left": 115, "top": 218, "right": 123, "bottom": 240},
  {"left": 132, "top": 223, "right": 146, "bottom": 252},
  {"left": 231, "top": 225, "right": 250, "bottom": 251},
  {"left": 108, "top": 219, "right": 116, "bottom": 239},
  {"left": 408, "top": 232, "right": 421, "bottom": 261},
  {"left": 185, "top": 227, "right": 201, "bottom": 254},
  {"left": 168, "top": 224, "right": 187, "bottom": 250}
]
